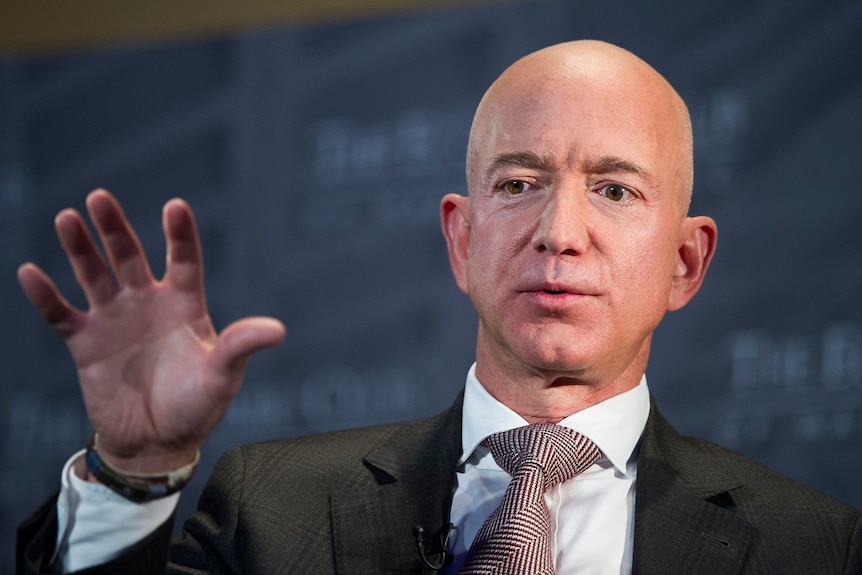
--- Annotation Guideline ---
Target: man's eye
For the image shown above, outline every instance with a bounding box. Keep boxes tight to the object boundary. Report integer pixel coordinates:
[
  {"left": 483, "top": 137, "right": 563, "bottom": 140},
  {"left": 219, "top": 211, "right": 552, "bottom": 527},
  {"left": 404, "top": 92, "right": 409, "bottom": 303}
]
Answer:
[
  {"left": 504, "top": 180, "right": 528, "bottom": 195},
  {"left": 599, "top": 184, "right": 629, "bottom": 202}
]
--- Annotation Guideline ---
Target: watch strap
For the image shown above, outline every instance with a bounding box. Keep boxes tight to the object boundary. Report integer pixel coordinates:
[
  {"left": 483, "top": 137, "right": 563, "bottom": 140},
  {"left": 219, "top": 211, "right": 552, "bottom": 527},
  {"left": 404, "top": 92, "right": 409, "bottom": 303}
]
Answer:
[{"left": 84, "top": 433, "right": 199, "bottom": 503}]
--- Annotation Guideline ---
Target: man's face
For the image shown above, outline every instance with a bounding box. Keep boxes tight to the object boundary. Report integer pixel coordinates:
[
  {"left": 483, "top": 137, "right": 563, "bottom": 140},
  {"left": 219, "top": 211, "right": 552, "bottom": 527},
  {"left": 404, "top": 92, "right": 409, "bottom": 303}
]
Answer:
[{"left": 446, "top": 56, "right": 700, "bottom": 388}]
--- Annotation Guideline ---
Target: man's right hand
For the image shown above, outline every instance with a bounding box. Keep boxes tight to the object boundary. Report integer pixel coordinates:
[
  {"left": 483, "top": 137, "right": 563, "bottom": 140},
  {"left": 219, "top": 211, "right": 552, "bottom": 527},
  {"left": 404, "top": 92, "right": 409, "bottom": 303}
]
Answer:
[{"left": 17, "top": 189, "right": 286, "bottom": 473}]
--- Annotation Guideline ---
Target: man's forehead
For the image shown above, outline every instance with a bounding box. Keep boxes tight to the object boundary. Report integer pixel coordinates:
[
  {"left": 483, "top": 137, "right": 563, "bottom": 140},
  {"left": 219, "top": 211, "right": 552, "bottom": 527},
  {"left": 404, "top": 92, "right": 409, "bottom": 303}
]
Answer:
[{"left": 473, "top": 74, "right": 665, "bottom": 158}]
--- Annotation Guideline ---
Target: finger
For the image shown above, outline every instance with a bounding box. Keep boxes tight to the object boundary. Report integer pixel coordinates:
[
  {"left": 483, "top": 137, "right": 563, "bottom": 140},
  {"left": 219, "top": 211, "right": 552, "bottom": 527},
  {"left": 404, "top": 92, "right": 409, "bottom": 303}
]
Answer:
[
  {"left": 163, "top": 198, "right": 204, "bottom": 293},
  {"left": 86, "top": 189, "right": 153, "bottom": 288},
  {"left": 17, "top": 263, "right": 85, "bottom": 338},
  {"left": 211, "top": 317, "right": 286, "bottom": 381},
  {"left": 55, "top": 208, "right": 119, "bottom": 305}
]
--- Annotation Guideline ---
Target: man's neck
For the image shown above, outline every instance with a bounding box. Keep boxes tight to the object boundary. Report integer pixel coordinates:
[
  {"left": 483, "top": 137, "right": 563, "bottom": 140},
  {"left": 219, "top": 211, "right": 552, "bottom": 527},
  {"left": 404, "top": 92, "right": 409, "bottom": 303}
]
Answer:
[{"left": 473, "top": 343, "right": 649, "bottom": 423}]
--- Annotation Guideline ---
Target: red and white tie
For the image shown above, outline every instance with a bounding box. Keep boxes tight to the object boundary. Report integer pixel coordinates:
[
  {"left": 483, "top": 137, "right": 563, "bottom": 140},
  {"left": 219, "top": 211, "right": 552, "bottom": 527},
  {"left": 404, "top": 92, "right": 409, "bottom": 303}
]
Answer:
[{"left": 460, "top": 424, "right": 602, "bottom": 575}]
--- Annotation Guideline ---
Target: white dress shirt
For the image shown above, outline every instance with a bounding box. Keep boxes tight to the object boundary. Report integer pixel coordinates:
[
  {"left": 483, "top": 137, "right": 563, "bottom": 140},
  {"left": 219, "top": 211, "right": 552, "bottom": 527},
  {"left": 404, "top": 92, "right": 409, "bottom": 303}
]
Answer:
[
  {"left": 56, "top": 365, "right": 649, "bottom": 573},
  {"left": 54, "top": 449, "right": 178, "bottom": 572},
  {"left": 442, "top": 364, "right": 650, "bottom": 574}
]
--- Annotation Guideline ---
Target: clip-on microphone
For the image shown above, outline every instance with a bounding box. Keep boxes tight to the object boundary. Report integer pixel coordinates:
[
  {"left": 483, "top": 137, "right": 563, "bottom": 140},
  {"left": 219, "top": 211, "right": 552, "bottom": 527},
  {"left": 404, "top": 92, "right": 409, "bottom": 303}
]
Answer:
[{"left": 414, "top": 523, "right": 454, "bottom": 569}]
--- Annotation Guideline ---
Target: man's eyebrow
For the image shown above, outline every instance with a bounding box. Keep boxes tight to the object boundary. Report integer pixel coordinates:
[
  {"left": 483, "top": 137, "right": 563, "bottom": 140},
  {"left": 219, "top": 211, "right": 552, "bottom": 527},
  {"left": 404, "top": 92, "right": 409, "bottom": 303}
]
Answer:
[
  {"left": 586, "top": 155, "right": 649, "bottom": 179},
  {"left": 484, "top": 152, "right": 649, "bottom": 181},
  {"left": 484, "top": 151, "right": 556, "bottom": 181}
]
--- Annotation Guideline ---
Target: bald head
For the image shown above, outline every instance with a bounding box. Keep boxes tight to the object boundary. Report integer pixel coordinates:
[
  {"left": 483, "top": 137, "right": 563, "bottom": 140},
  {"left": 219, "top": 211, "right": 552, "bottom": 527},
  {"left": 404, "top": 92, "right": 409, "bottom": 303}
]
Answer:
[{"left": 466, "top": 40, "right": 694, "bottom": 214}]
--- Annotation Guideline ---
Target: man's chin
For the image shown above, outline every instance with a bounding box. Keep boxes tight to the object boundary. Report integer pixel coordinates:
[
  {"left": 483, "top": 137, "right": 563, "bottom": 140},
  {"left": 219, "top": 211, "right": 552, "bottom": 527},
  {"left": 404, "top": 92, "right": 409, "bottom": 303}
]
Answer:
[{"left": 520, "top": 350, "right": 600, "bottom": 380}]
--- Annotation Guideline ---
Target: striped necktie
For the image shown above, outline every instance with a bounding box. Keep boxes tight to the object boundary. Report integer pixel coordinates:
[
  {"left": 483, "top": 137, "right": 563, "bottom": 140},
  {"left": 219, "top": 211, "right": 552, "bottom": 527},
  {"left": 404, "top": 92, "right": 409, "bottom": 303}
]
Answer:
[{"left": 460, "top": 424, "right": 602, "bottom": 574}]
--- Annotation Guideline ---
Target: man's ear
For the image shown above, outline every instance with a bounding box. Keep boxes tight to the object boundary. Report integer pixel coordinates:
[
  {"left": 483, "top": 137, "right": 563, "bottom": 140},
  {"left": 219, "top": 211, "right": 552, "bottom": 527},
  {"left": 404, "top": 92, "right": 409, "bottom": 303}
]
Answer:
[
  {"left": 440, "top": 193, "right": 471, "bottom": 295},
  {"left": 667, "top": 215, "right": 718, "bottom": 312}
]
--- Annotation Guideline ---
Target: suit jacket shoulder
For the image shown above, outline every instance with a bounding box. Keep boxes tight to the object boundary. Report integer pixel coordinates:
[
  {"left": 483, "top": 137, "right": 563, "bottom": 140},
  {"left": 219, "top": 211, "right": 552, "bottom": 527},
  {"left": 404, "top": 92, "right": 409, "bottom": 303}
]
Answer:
[
  {"left": 169, "top": 397, "right": 462, "bottom": 574},
  {"left": 634, "top": 400, "right": 862, "bottom": 574}
]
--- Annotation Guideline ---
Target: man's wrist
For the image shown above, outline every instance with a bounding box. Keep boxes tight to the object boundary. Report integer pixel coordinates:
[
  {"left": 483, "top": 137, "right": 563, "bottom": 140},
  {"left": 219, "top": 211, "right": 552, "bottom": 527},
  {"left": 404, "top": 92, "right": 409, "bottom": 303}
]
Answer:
[{"left": 85, "top": 432, "right": 199, "bottom": 503}]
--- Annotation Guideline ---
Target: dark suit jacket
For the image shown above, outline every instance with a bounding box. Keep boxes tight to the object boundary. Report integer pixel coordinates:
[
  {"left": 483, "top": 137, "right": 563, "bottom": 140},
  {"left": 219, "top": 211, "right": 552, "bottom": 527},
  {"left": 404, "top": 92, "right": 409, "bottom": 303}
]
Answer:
[{"left": 18, "top": 396, "right": 862, "bottom": 574}]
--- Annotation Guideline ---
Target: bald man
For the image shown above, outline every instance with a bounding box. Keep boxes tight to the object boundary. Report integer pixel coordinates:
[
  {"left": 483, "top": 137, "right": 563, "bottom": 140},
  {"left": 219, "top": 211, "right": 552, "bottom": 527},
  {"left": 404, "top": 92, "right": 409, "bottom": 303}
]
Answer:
[{"left": 17, "top": 41, "right": 862, "bottom": 574}]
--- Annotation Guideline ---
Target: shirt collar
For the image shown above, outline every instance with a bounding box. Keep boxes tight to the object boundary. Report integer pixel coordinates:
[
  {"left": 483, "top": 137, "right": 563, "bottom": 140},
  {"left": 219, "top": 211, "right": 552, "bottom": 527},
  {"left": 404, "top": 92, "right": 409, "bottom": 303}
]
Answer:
[{"left": 459, "top": 363, "right": 650, "bottom": 478}]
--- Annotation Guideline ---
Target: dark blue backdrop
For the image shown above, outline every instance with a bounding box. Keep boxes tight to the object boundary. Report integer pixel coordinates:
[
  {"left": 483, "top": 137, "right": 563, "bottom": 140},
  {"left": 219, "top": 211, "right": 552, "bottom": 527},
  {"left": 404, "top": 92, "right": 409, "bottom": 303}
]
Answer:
[{"left": 2, "top": 0, "right": 860, "bottom": 568}]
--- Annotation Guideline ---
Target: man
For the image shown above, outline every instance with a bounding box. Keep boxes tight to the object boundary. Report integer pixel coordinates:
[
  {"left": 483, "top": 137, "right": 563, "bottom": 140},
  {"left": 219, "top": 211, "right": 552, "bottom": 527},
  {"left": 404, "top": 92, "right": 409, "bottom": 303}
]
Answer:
[{"left": 17, "top": 40, "right": 862, "bottom": 574}]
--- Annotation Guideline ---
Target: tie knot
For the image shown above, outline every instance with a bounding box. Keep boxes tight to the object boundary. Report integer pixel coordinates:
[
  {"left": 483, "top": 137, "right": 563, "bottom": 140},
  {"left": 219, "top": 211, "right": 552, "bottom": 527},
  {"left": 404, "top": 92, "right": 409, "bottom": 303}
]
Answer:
[{"left": 483, "top": 424, "right": 601, "bottom": 489}]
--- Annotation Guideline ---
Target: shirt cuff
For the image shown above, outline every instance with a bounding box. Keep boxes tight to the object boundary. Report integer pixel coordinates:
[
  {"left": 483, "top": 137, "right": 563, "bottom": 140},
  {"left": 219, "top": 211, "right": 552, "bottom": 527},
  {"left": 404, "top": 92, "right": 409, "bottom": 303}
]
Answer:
[{"left": 54, "top": 449, "right": 180, "bottom": 573}]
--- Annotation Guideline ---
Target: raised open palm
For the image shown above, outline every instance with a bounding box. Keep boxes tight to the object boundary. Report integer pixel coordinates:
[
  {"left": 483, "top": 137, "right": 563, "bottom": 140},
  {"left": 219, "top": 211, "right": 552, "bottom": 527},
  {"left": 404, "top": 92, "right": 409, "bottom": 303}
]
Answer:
[{"left": 18, "top": 190, "right": 285, "bottom": 471}]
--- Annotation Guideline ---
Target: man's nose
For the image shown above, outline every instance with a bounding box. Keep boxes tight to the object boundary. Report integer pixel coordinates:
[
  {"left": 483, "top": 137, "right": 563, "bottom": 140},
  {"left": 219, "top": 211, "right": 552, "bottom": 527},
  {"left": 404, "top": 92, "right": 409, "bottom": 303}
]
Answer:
[{"left": 530, "top": 190, "right": 589, "bottom": 256}]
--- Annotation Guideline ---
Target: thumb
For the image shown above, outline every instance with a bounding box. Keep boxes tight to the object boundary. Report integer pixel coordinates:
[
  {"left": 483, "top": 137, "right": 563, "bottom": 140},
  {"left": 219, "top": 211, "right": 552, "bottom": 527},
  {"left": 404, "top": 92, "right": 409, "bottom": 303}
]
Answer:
[{"left": 213, "top": 316, "right": 286, "bottom": 375}]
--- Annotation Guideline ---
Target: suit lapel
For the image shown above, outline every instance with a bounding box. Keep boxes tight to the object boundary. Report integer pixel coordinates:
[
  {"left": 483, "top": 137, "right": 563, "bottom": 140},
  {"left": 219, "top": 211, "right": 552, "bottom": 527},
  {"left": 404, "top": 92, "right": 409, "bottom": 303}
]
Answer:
[
  {"left": 330, "top": 395, "right": 462, "bottom": 574},
  {"left": 633, "top": 401, "right": 753, "bottom": 575}
]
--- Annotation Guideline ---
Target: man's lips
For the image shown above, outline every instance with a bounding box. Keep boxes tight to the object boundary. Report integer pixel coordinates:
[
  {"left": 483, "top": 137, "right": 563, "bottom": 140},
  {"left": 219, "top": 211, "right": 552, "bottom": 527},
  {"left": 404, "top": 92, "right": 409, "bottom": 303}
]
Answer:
[
  {"left": 517, "top": 282, "right": 601, "bottom": 310},
  {"left": 520, "top": 282, "right": 600, "bottom": 296}
]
